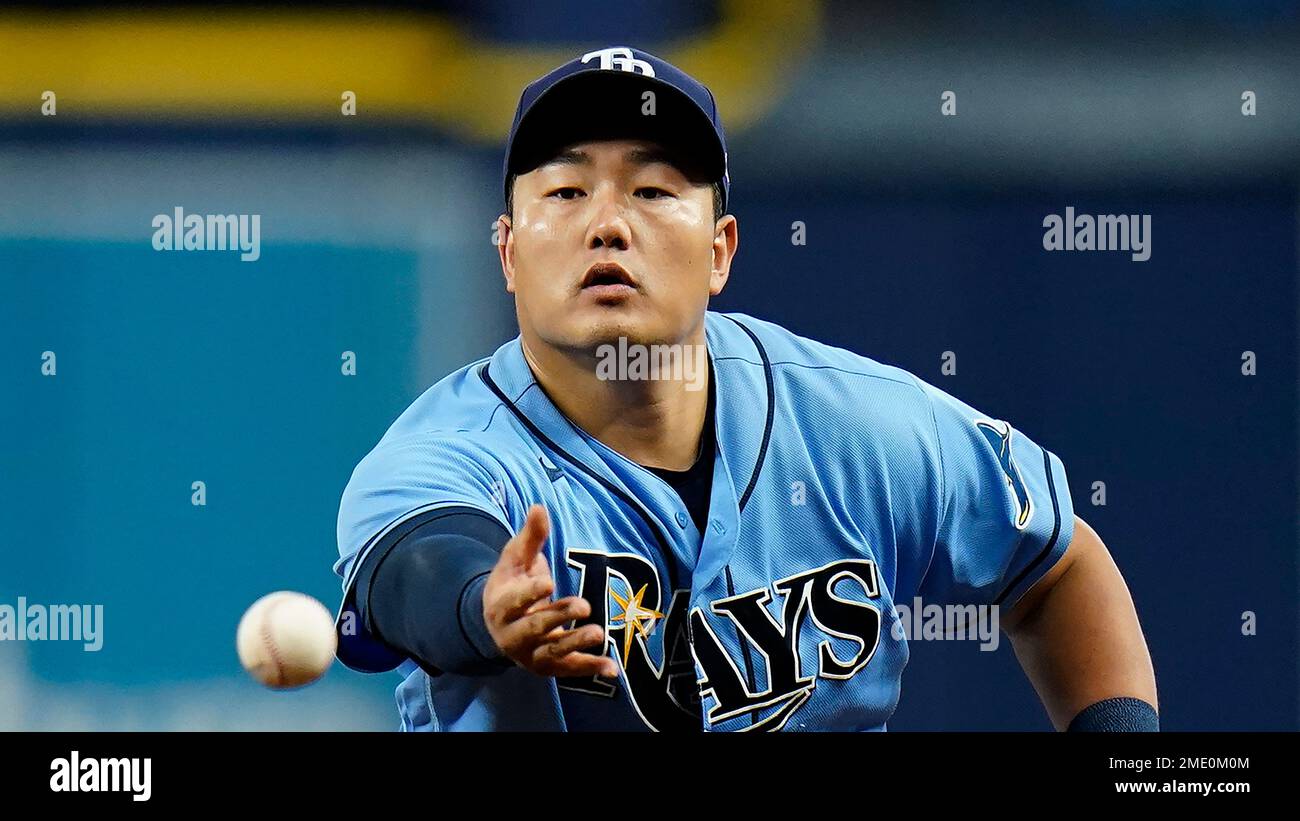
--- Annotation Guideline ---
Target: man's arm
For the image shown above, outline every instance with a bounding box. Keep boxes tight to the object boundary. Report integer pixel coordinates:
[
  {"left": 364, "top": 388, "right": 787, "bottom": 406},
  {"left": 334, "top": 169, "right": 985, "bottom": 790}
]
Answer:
[
  {"left": 360, "top": 503, "right": 617, "bottom": 679},
  {"left": 1002, "top": 515, "right": 1158, "bottom": 730}
]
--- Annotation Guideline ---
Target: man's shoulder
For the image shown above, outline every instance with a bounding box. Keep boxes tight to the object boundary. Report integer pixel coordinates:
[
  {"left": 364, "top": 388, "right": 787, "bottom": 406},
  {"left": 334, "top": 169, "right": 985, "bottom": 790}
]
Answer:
[
  {"left": 356, "top": 355, "right": 531, "bottom": 477},
  {"left": 379, "top": 357, "right": 510, "bottom": 443},
  {"left": 709, "top": 311, "right": 931, "bottom": 406}
]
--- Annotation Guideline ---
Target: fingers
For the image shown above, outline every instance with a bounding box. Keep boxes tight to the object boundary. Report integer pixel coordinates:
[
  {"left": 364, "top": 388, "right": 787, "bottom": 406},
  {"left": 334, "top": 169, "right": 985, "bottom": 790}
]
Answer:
[
  {"left": 537, "top": 623, "right": 605, "bottom": 658},
  {"left": 484, "top": 508, "right": 620, "bottom": 681},
  {"left": 527, "top": 595, "right": 586, "bottom": 618},
  {"left": 503, "top": 504, "right": 549, "bottom": 570},
  {"left": 496, "top": 575, "right": 556, "bottom": 623},
  {"left": 501, "top": 597, "right": 590, "bottom": 647},
  {"left": 536, "top": 650, "right": 619, "bottom": 679},
  {"left": 531, "top": 622, "right": 618, "bottom": 678},
  {"left": 489, "top": 509, "right": 557, "bottom": 625}
]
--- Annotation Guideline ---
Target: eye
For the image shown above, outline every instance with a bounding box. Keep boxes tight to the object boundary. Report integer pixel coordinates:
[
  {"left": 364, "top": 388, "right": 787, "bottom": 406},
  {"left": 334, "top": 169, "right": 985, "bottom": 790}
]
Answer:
[
  {"left": 547, "top": 187, "right": 584, "bottom": 200},
  {"left": 636, "top": 187, "right": 673, "bottom": 200}
]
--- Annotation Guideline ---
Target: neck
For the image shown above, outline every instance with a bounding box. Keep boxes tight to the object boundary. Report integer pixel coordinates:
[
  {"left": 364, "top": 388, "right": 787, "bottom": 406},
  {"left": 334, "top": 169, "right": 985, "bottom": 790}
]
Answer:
[{"left": 520, "top": 325, "right": 710, "bottom": 471}]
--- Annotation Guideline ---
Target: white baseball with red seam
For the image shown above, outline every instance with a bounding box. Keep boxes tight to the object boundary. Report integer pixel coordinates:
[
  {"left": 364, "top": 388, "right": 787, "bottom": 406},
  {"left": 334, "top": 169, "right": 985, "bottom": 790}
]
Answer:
[{"left": 236, "top": 591, "right": 337, "bottom": 689}]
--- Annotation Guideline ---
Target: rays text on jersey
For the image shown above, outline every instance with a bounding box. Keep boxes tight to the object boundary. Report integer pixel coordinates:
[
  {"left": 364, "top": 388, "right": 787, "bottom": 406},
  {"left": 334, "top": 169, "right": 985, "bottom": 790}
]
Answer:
[{"left": 560, "top": 550, "right": 883, "bottom": 731}]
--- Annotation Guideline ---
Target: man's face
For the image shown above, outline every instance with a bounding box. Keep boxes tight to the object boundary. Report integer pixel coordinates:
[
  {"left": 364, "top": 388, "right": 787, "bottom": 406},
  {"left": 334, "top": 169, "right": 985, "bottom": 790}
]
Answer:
[{"left": 498, "top": 139, "right": 737, "bottom": 354}]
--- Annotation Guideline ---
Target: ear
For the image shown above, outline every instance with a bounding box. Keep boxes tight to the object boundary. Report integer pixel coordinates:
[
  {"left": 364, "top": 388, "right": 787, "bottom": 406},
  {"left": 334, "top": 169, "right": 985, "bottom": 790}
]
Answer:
[
  {"left": 496, "top": 214, "right": 516, "bottom": 294},
  {"left": 709, "top": 214, "right": 738, "bottom": 297}
]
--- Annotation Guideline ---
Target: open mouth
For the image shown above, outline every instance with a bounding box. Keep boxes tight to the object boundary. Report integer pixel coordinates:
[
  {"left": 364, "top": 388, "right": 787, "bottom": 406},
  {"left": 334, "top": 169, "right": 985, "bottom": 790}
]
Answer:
[{"left": 581, "top": 262, "right": 638, "bottom": 293}]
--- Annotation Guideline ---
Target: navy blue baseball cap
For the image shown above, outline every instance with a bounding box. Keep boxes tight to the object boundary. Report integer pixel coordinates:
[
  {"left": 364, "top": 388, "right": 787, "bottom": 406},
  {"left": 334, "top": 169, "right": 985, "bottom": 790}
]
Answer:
[{"left": 503, "top": 46, "right": 729, "bottom": 213}]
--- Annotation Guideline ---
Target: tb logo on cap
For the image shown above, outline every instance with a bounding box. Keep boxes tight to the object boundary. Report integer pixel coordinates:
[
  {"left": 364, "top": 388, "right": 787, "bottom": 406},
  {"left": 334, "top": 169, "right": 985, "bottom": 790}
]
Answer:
[{"left": 581, "top": 47, "right": 656, "bottom": 77}]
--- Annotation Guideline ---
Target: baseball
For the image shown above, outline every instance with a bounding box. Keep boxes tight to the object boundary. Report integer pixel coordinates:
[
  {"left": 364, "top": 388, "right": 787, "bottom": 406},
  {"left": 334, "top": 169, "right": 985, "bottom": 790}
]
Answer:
[{"left": 236, "top": 591, "right": 337, "bottom": 689}]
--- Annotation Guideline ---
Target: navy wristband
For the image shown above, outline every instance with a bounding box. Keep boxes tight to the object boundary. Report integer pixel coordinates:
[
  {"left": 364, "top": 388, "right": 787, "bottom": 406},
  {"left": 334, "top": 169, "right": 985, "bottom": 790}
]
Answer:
[{"left": 1067, "top": 697, "right": 1159, "bottom": 732}]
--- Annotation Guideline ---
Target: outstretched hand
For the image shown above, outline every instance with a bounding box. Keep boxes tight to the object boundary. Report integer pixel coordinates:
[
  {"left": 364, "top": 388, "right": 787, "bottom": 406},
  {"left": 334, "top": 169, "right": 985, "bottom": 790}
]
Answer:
[{"left": 483, "top": 504, "right": 618, "bottom": 678}]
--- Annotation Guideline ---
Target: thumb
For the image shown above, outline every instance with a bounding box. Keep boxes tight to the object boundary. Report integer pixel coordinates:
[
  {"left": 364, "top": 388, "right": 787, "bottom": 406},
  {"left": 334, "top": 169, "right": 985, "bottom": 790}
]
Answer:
[{"left": 505, "top": 504, "right": 549, "bottom": 569}]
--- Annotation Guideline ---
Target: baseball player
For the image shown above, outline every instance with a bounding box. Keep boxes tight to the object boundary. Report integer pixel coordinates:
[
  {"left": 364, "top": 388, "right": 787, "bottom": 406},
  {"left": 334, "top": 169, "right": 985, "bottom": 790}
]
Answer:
[{"left": 332, "top": 47, "right": 1158, "bottom": 731}]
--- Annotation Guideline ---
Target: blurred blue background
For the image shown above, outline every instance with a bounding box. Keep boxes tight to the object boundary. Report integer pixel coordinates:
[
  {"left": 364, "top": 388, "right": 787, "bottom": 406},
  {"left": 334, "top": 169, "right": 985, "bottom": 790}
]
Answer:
[{"left": 0, "top": 0, "right": 1296, "bottom": 729}]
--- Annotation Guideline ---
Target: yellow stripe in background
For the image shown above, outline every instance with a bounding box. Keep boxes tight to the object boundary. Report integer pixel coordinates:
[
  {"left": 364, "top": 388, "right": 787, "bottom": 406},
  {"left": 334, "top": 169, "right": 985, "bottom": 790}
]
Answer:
[{"left": 0, "top": 2, "right": 821, "bottom": 140}]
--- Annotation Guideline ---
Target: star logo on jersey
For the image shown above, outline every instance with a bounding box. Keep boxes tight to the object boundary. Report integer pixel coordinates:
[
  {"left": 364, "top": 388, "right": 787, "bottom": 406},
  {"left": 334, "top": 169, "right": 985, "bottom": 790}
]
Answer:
[
  {"left": 974, "top": 418, "right": 1034, "bottom": 530},
  {"left": 610, "top": 583, "right": 664, "bottom": 664}
]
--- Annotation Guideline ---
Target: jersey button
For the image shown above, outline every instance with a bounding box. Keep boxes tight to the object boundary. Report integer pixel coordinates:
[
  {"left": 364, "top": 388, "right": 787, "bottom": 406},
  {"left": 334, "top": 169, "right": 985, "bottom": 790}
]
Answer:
[{"left": 674, "top": 511, "right": 689, "bottom": 529}]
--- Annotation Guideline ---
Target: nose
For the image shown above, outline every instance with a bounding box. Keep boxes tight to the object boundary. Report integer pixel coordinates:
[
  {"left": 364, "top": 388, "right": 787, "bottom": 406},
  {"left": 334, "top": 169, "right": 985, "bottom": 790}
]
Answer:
[{"left": 585, "top": 185, "right": 631, "bottom": 251}]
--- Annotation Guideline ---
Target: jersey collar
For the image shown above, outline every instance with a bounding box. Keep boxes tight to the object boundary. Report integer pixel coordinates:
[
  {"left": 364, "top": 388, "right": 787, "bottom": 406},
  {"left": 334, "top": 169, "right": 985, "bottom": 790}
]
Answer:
[{"left": 478, "top": 312, "right": 775, "bottom": 584}]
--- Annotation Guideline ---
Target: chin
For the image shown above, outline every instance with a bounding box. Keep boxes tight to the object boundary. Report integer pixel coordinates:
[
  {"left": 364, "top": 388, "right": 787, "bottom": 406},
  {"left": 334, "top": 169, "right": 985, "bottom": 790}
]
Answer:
[{"left": 560, "top": 310, "right": 665, "bottom": 351}]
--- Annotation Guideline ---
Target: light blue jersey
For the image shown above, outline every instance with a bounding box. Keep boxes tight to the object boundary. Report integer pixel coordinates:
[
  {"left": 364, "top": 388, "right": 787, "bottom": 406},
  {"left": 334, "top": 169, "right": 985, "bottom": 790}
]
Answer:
[{"left": 333, "top": 311, "right": 1075, "bottom": 731}]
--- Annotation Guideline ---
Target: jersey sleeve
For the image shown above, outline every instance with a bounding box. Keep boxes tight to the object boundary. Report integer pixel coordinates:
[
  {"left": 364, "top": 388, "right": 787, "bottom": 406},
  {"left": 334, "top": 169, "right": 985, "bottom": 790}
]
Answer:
[
  {"left": 915, "top": 381, "right": 1076, "bottom": 610},
  {"left": 332, "top": 433, "right": 512, "bottom": 672}
]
